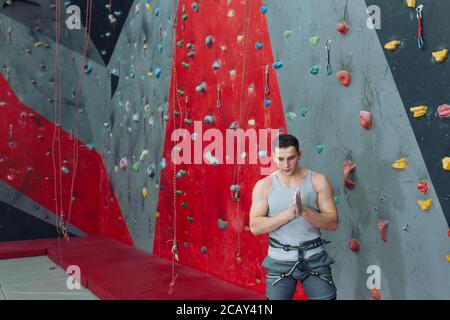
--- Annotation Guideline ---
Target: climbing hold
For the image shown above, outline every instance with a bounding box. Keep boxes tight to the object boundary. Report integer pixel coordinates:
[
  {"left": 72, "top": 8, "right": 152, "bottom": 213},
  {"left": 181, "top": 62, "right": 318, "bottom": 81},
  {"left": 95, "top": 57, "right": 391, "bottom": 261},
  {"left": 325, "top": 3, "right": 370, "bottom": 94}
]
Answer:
[
  {"left": 177, "top": 89, "right": 185, "bottom": 97},
  {"left": 343, "top": 160, "right": 356, "bottom": 189},
  {"left": 229, "top": 121, "right": 238, "bottom": 130},
  {"left": 212, "top": 60, "right": 221, "bottom": 70},
  {"left": 205, "top": 35, "right": 213, "bottom": 48},
  {"left": 83, "top": 64, "right": 92, "bottom": 74},
  {"left": 196, "top": 81, "right": 207, "bottom": 93},
  {"left": 204, "top": 115, "right": 214, "bottom": 125},
  {"left": 175, "top": 190, "right": 182, "bottom": 196},
  {"left": 264, "top": 99, "right": 271, "bottom": 107},
  {"left": 333, "top": 196, "right": 340, "bottom": 205},
  {"left": 417, "top": 199, "right": 432, "bottom": 211},
  {"left": 359, "top": 111, "right": 373, "bottom": 129},
  {"left": 182, "top": 62, "right": 190, "bottom": 69},
  {"left": 230, "top": 69, "right": 237, "bottom": 79},
  {"left": 377, "top": 219, "right": 389, "bottom": 243},
  {"left": 176, "top": 40, "right": 184, "bottom": 48},
  {"left": 416, "top": 181, "right": 428, "bottom": 194},
  {"left": 392, "top": 157, "right": 408, "bottom": 170},
  {"left": 273, "top": 60, "right": 284, "bottom": 69},
  {"left": 119, "top": 157, "right": 129, "bottom": 170},
  {"left": 310, "top": 36, "right": 320, "bottom": 46},
  {"left": 187, "top": 216, "right": 194, "bottom": 222},
  {"left": 310, "top": 65, "right": 320, "bottom": 75},
  {"left": 255, "top": 42, "right": 263, "bottom": 50},
  {"left": 132, "top": 161, "right": 140, "bottom": 172},
  {"left": 160, "top": 158, "right": 166, "bottom": 169},
  {"left": 147, "top": 164, "right": 156, "bottom": 178},
  {"left": 228, "top": 10, "right": 235, "bottom": 18},
  {"left": 446, "top": 255, "right": 450, "bottom": 262},
  {"left": 176, "top": 169, "right": 187, "bottom": 178},
  {"left": 260, "top": 6, "right": 268, "bottom": 14},
  {"left": 286, "top": 112, "right": 297, "bottom": 121},
  {"left": 336, "top": 70, "right": 352, "bottom": 87},
  {"left": 237, "top": 34, "right": 244, "bottom": 43},
  {"left": 410, "top": 105, "right": 428, "bottom": 118},
  {"left": 182, "top": 13, "right": 188, "bottom": 20},
  {"left": 283, "top": 30, "right": 293, "bottom": 39},
  {"left": 142, "top": 186, "right": 148, "bottom": 199},
  {"left": 191, "top": 2, "right": 199, "bottom": 12},
  {"left": 432, "top": 49, "right": 448, "bottom": 63},
  {"left": 155, "top": 68, "right": 161, "bottom": 79},
  {"left": 158, "top": 44, "right": 163, "bottom": 53},
  {"left": 132, "top": 112, "right": 140, "bottom": 122},
  {"left": 437, "top": 104, "right": 450, "bottom": 118},
  {"left": 181, "top": 202, "right": 187, "bottom": 208},
  {"left": 336, "top": 21, "right": 349, "bottom": 35},
  {"left": 402, "top": 224, "right": 409, "bottom": 231},
  {"left": 248, "top": 119, "right": 255, "bottom": 126},
  {"left": 139, "top": 150, "right": 149, "bottom": 161},
  {"left": 201, "top": 246, "right": 207, "bottom": 254},
  {"left": 348, "top": 239, "right": 360, "bottom": 252},
  {"left": 258, "top": 150, "right": 268, "bottom": 158},
  {"left": 217, "top": 218, "right": 228, "bottom": 230},
  {"left": 442, "top": 157, "right": 450, "bottom": 171},
  {"left": 384, "top": 40, "right": 401, "bottom": 51},
  {"left": 315, "top": 145, "right": 324, "bottom": 154},
  {"left": 407, "top": 0, "right": 416, "bottom": 8},
  {"left": 371, "top": 288, "right": 381, "bottom": 300},
  {"left": 300, "top": 108, "right": 309, "bottom": 117}
]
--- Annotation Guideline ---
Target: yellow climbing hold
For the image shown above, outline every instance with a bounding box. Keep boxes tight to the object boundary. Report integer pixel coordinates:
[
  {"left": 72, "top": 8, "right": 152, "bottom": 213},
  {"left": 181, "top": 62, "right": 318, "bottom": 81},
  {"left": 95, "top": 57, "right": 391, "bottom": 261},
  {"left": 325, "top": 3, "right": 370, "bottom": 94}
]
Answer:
[
  {"left": 432, "top": 49, "right": 448, "bottom": 63},
  {"left": 142, "top": 186, "right": 148, "bottom": 199},
  {"left": 446, "top": 255, "right": 450, "bottom": 262},
  {"left": 407, "top": 0, "right": 416, "bottom": 8},
  {"left": 392, "top": 158, "right": 408, "bottom": 170},
  {"left": 384, "top": 40, "right": 401, "bottom": 51},
  {"left": 410, "top": 106, "right": 428, "bottom": 118},
  {"left": 146, "top": 3, "right": 153, "bottom": 12},
  {"left": 417, "top": 199, "right": 432, "bottom": 211},
  {"left": 442, "top": 157, "right": 450, "bottom": 170}
]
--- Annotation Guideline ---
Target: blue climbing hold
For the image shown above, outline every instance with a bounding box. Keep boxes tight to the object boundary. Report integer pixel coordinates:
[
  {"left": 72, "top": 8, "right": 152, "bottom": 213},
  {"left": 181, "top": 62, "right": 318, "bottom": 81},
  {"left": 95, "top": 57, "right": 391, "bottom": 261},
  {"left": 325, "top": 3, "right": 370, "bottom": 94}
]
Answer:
[
  {"left": 273, "top": 60, "right": 283, "bottom": 69},
  {"left": 155, "top": 8, "right": 160, "bottom": 16},
  {"left": 264, "top": 99, "right": 271, "bottom": 107},
  {"left": 255, "top": 42, "right": 263, "bottom": 49},
  {"left": 155, "top": 68, "right": 161, "bottom": 79},
  {"left": 260, "top": 6, "right": 268, "bottom": 14},
  {"left": 157, "top": 43, "right": 163, "bottom": 53},
  {"left": 83, "top": 64, "right": 92, "bottom": 74}
]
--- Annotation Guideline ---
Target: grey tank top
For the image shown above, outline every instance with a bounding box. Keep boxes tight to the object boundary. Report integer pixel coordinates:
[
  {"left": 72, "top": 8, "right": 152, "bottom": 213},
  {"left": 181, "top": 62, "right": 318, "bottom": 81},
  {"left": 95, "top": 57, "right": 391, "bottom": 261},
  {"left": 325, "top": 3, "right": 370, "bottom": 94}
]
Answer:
[{"left": 267, "top": 169, "right": 323, "bottom": 261}]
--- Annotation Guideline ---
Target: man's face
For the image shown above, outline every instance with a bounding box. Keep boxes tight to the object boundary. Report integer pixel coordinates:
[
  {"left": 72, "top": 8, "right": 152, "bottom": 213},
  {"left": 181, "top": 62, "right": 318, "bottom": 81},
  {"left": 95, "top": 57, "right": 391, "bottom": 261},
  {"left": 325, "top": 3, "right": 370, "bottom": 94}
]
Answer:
[{"left": 273, "top": 146, "right": 301, "bottom": 176}]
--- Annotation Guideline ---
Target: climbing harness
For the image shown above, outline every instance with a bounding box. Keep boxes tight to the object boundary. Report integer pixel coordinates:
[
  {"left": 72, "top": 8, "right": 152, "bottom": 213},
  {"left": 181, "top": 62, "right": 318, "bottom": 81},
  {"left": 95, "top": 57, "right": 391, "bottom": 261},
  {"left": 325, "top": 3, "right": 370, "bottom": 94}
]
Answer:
[
  {"left": 325, "top": 40, "right": 332, "bottom": 75},
  {"left": 266, "top": 237, "right": 334, "bottom": 286},
  {"left": 416, "top": 4, "right": 424, "bottom": 49}
]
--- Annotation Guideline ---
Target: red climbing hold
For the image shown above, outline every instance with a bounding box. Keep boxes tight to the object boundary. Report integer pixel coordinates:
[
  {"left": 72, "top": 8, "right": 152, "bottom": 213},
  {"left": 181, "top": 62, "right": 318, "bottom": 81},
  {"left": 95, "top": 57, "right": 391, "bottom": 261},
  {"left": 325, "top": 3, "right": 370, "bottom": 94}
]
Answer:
[
  {"left": 343, "top": 160, "right": 356, "bottom": 189},
  {"left": 377, "top": 219, "right": 389, "bottom": 243},
  {"left": 416, "top": 181, "right": 428, "bottom": 195},
  {"left": 348, "top": 239, "right": 360, "bottom": 252},
  {"left": 336, "top": 70, "right": 352, "bottom": 87},
  {"left": 437, "top": 104, "right": 450, "bottom": 118},
  {"left": 359, "top": 111, "right": 372, "bottom": 129},
  {"left": 336, "top": 22, "right": 349, "bottom": 35},
  {"left": 448, "top": 229, "right": 450, "bottom": 237},
  {"left": 371, "top": 288, "right": 381, "bottom": 300}
]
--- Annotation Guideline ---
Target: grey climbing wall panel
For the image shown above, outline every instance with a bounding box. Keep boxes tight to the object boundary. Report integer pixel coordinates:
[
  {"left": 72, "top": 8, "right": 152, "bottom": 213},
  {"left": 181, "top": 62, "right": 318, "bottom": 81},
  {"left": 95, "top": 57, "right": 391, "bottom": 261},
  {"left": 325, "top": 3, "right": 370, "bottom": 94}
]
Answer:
[{"left": 264, "top": 0, "right": 450, "bottom": 299}]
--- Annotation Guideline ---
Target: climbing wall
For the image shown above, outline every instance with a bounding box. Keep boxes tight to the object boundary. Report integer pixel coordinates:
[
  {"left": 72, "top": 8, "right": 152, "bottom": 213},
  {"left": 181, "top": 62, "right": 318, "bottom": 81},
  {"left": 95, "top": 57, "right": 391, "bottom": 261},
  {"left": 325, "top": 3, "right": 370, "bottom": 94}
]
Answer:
[{"left": 263, "top": 0, "right": 450, "bottom": 299}]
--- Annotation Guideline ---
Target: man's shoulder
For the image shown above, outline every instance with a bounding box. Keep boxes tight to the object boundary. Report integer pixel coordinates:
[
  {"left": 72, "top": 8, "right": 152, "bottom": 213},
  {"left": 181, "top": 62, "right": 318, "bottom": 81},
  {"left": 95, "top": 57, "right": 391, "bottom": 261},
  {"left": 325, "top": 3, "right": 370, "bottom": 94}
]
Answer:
[
  {"left": 310, "top": 170, "right": 330, "bottom": 190},
  {"left": 254, "top": 175, "right": 273, "bottom": 190}
]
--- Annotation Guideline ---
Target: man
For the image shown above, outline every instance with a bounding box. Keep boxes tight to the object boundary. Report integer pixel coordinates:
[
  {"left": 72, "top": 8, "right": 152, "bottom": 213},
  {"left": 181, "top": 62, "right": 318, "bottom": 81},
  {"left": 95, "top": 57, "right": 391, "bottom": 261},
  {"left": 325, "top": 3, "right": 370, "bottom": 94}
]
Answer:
[{"left": 249, "top": 134, "right": 339, "bottom": 300}]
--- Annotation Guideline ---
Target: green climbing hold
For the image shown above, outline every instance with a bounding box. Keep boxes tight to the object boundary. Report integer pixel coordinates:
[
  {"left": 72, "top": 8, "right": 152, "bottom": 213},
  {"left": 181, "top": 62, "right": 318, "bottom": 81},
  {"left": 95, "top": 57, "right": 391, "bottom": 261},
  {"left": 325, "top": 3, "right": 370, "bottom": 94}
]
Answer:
[
  {"left": 175, "top": 190, "right": 182, "bottom": 196},
  {"left": 182, "top": 62, "right": 189, "bottom": 69},
  {"left": 176, "top": 40, "right": 184, "bottom": 48},
  {"left": 184, "top": 242, "right": 189, "bottom": 249},
  {"left": 286, "top": 112, "right": 297, "bottom": 121},
  {"left": 176, "top": 169, "right": 187, "bottom": 178},
  {"left": 181, "top": 202, "right": 187, "bottom": 208},
  {"left": 310, "top": 36, "right": 320, "bottom": 46},
  {"left": 174, "top": 111, "right": 180, "bottom": 117},
  {"left": 187, "top": 216, "right": 193, "bottom": 222},
  {"left": 201, "top": 246, "right": 207, "bottom": 254},
  {"left": 310, "top": 65, "right": 320, "bottom": 75},
  {"left": 300, "top": 107, "right": 309, "bottom": 117},
  {"left": 217, "top": 218, "right": 228, "bottom": 230},
  {"left": 315, "top": 145, "right": 324, "bottom": 154},
  {"left": 284, "top": 30, "right": 293, "bottom": 38},
  {"left": 177, "top": 89, "right": 185, "bottom": 97},
  {"left": 182, "top": 13, "right": 188, "bottom": 21},
  {"left": 132, "top": 162, "right": 140, "bottom": 172},
  {"left": 334, "top": 196, "right": 340, "bottom": 205},
  {"left": 184, "top": 118, "right": 192, "bottom": 125}
]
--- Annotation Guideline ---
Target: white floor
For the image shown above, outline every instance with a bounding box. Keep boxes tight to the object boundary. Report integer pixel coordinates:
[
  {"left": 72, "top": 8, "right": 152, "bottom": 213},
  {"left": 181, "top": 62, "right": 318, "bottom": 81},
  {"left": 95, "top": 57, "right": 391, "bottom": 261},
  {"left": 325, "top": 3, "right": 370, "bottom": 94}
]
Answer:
[{"left": 0, "top": 256, "right": 98, "bottom": 300}]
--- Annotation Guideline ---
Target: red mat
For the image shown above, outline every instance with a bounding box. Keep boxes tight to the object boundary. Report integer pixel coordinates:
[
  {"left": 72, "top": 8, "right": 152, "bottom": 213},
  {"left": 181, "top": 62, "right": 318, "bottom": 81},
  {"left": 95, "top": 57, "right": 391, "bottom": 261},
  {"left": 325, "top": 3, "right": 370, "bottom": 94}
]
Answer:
[{"left": 0, "top": 236, "right": 264, "bottom": 300}]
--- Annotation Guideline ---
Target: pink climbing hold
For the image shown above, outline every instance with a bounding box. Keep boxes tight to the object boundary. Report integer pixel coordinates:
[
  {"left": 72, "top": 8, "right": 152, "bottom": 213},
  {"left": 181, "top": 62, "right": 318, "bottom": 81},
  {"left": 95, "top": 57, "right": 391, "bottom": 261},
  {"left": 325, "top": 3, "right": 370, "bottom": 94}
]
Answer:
[
  {"left": 348, "top": 239, "right": 360, "bottom": 252},
  {"left": 416, "top": 181, "right": 428, "bottom": 195},
  {"left": 377, "top": 219, "right": 389, "bottom": 243},
  {"left": 336, "top": 70, "right": 352, "bottom": 87},
  {"left": 437, "top": 104, "right": 450, "bottom": 118},
  {"left": 336, "top": 21, "right": 349, "bottom": 35},
  {"left": 359, "top": 111, "right": 372, "bottom": 129},
  {"left": 371, "top": 288, "right": 381, "bottom": 300},
  {"left": 343, "top": 160, "right": 356, "bottom": 189}
]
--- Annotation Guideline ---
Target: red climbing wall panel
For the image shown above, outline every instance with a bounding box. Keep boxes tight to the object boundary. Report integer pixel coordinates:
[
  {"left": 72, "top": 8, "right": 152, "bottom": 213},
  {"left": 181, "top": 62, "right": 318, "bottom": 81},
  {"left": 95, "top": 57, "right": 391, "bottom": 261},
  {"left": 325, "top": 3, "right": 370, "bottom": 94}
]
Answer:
[
  {"left": 154, "top": 0, "right": 306, "bottom": 299},
  {"left": 0, "top": 74, "right": 132, "bottom": 246}
]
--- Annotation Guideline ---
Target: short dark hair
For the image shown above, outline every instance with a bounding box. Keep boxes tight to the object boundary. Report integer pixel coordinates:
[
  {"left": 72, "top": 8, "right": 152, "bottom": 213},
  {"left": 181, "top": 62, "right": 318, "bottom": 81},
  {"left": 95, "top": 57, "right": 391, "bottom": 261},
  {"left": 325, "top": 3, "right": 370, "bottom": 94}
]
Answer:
[{"left": 272, "top": 134, "right": 300, "bottom": 153}]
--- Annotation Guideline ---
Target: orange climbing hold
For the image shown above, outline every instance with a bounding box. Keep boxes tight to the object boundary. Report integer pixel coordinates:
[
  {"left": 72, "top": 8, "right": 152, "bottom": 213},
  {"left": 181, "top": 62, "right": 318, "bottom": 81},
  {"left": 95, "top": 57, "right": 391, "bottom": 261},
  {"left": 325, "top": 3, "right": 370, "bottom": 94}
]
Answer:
[
  {"left": 371, "top": 288, "right": 381, "bottom": 300},
  {"left": 343, "top": 160, "right": 356, "bottom": 189},
  {"left": 359, "top": 111, "right": 372, "bottom": 129},
  {"left": 377, "top": 219, "right": 389, "bottom": 243},
  {"left": 336, "top": 71, "right": 352, "bottom": 87},
  {"left": 336, "top": 22, "right": 349, "bottom": 35},
  {"left": 407, "top": 0, "right": 416, "bottom": 8}
]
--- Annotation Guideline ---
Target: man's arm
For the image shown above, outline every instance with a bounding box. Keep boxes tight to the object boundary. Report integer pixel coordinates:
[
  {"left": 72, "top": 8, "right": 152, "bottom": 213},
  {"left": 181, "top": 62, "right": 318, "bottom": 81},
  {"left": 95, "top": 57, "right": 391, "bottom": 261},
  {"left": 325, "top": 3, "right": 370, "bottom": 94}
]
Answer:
[
  {"left": 249, "top": 179, "right": 295, "bottom": 236},
  {"left": 299, "top": 174, "right": 339, "bottom": 232}
]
